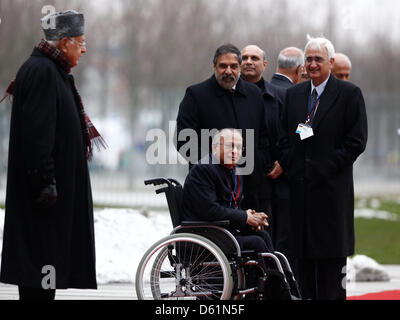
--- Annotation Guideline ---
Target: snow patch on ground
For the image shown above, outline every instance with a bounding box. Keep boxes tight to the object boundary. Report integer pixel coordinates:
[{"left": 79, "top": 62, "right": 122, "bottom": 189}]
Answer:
[
  {"left": 354, "top": 208, "right": 398, "bottom": 221},
  {"left": 94, "top": 208, "right": 171, "bottom": 284},
  {"left": 347, "top": 255, "right": 390, "bottom": 282}
]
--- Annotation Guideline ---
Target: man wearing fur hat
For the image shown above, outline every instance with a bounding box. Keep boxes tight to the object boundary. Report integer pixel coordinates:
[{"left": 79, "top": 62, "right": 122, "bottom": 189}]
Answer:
[{"left": 0, "top": 10, "right": 105, "bottom": 300}]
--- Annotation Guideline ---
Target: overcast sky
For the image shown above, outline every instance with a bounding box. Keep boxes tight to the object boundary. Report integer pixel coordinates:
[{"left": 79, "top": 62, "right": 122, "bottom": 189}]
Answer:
[{"left": 90, "top": 0, "right": 399, "bottom": 47}]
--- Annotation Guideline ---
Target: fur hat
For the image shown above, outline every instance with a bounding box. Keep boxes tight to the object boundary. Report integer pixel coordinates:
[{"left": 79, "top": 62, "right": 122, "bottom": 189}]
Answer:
[{"left": 41, "top": 10, "right": 84, "bottom": 41}]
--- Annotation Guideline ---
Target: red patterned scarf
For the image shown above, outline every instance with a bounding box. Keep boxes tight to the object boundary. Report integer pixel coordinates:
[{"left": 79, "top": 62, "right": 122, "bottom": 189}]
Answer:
[{"left": 1, "top": 39, "right": 107, "bottom": 161}]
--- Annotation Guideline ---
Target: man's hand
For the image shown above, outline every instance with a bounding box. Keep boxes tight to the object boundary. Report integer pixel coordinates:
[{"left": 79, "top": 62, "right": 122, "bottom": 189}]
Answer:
[
  {"left": 267, "top": 161, "right": 284, "bottom": 179},
  {"left": 246, "top": 209, "right": 269, "bottom": 231},
  {"left": 33, "top": 180, "right": 57, "bottom": 211}
]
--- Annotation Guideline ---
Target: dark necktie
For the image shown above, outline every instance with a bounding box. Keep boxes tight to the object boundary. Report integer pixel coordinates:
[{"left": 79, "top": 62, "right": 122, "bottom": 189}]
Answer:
[
  {"left": 309, "top": 88, "right": 318, "bottom": 114},
  {"left": 231, "top": 168, "right": 237, "bottom": 193}
]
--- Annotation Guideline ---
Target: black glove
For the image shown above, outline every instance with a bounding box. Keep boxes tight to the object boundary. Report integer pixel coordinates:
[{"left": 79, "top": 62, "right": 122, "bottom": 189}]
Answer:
[
  {"left": 33, "top": 180, "right": 57, "bottom": 211},
  {"left": 27, "top": 158, "right": 57, "bottom": 211}
]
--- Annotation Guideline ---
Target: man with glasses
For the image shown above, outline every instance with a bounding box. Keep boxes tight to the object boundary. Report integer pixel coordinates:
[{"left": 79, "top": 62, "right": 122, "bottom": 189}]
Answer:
[
  {"left": 279, "top": 36, "right": 368, "bottom": 300},
  {"left": 0, "top": 10, "right": 104, "bottom": 300}
]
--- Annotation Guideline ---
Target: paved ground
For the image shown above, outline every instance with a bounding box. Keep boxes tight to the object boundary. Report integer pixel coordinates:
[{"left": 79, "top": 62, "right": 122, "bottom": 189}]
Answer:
[{"left": 0, "top": 265, "right": 399, "bottom": 300}]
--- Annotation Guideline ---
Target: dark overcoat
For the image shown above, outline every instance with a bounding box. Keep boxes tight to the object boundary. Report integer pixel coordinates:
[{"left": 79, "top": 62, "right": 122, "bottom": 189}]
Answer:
[
  {"left": 0, "top": 48, "right": 97, "bottom": 289},
  {"left": 271, "top": 74, "right": 293, "bottom": 90},
  {"left": 176, "top": 75, "right": 274, "bottom": 212},
  {"left": 279, "top": 74, "right": 368, "bottom": 259}
]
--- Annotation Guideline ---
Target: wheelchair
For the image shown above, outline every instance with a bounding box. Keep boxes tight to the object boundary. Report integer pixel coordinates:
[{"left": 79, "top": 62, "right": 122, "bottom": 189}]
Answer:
[{"left": 135, "top": 178, "right": 302, "bottom": 300}]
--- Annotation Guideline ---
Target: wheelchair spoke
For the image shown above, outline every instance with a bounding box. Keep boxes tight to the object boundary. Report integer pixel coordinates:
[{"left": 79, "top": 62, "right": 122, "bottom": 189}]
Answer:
[{"left": 136, "top": 234, "right": 233, "bottom": 300}]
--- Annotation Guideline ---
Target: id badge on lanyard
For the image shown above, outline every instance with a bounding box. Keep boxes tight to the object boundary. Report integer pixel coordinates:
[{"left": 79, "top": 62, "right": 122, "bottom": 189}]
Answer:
[{"left": 296, "top": 92, "right": 322, "bottom": 140}]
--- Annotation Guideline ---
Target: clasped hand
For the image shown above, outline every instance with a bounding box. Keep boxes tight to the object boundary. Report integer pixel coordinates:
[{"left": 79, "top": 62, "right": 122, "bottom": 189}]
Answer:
[{"left": 246, "top": 209, "right": 269, "bottom": 231}]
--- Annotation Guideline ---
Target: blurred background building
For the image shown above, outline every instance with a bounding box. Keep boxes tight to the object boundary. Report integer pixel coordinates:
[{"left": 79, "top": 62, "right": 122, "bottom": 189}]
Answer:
[{"left": 0, "top": 0, "right": 399, "bottom": 207}]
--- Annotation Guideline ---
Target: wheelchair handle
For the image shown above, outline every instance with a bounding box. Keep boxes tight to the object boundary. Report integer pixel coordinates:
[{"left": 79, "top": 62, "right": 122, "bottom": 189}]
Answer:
[
  {"left": 144, "top": 178, "right": 170, "bottom": 186},
  {"left": 156, "top": 187, "right": 170, "bottom": 194}
]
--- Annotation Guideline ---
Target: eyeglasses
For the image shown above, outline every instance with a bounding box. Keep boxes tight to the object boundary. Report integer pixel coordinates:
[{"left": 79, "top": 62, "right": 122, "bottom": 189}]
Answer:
[
  {"left": 301, "top": 73, "right": 310, "bottom": 79},
  {"left": 305, "top": 56, "right": 325, "bottom": 63},
  {"left": 218, "top": 143, "right": 244, "bottom": 152},
  {"left": 69, "top": 38, "right": 86, "bottom": 48}
]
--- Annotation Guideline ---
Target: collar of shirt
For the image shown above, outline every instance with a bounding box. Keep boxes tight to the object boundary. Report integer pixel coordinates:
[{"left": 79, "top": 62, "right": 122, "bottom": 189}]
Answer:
[
  {"left": 275, "top": 73, "right": 293, "bottom": 84},
  {"left": 311, "top": 74, "right": 330, "bottom": 96}
]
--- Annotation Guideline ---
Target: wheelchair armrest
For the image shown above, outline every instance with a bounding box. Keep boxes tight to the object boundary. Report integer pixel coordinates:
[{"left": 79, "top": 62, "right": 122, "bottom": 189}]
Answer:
[{"left": 180, "top": 220, "right": 230, "bottom": 227}]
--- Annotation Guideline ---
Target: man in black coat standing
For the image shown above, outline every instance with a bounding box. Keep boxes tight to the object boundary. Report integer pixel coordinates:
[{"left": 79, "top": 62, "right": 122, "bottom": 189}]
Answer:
[
  {"left": 279, "top": 36, "right": 368, "bottom": 300},
  {"left": 240, "top": 45, "right": 288, "bottom": 254},
  {"left": 0, "top": 10, "right": 105, "bottom": 300},
  {"left": 176, "top": 44, "right": 274, "bottom": 217}
]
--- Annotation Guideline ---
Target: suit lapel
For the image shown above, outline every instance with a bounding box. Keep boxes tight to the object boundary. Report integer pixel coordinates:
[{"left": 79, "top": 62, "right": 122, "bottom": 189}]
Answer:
[
  {"left": 311, "top": 74, "right": 339, "bottom": 130},
  {"left": 295, "top": 82, "right": 311, "bottom": 125}
]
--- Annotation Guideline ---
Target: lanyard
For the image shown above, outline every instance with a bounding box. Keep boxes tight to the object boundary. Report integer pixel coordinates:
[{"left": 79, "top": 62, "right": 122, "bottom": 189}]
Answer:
[
  {"left": 223, "top": 168, "right": 241, "bottom": 208},
  {"left": 306, "top": 91, "right": 323, "bottom": 125}
]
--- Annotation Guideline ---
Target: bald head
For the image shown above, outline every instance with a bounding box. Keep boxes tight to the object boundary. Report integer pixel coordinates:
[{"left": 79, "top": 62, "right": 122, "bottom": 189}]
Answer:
[
  {"left": 240, "top": 45, "right": 268, "bottom": 83},
  {"left": 242, "top": 45, "right": 266, "bottom": 60},
  {"left": 332, "top": 53, "right": 352, "bottom": 81},
  {"left": 276, "top": 47, "right": 304, "bottom": 84}
]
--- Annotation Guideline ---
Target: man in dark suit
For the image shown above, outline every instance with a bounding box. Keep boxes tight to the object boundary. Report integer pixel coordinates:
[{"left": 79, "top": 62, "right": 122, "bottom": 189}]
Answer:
[
  {"left": 176, "top": 44, "right": 274, "bottom": 216},
  {"left": 181, "top": 129, "right": 272, "bottom": 252},
  {"left": 279, "top": 36, "right": 368, "bottom": 300},
  {"left": 240, "top": 45, "right": 290, "bottom": 255}
]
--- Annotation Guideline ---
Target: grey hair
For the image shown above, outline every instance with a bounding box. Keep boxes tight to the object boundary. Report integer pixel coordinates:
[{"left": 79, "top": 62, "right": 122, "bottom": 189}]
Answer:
[
  {"left": 278, "top": 50, "right": 304, "bottom": 69},
  {"left": 212, "top": 128, "right": 243, "bottom": 146},
  {"left": 305, "top": 35, "right": 335, "bottom": 60}
]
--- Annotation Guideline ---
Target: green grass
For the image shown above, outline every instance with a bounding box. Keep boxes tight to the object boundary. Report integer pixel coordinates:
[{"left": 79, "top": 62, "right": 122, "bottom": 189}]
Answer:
[{"left": 354, "top": 197, "right": 400, "bottom": 264}]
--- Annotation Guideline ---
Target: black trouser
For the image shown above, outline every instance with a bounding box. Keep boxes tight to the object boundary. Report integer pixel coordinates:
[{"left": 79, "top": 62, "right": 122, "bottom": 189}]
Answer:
[
  {"left": 271, "top": 198, "right": 290, "bottom": 254},
  {"left": 18, "top": 286, "right": 56, "bottom": 301},
  {"left": 296, "top": 257, "right": 347, "bottom": 300},
  {"left": 235, "top": 229, "right": 274, "bottom": 253}
]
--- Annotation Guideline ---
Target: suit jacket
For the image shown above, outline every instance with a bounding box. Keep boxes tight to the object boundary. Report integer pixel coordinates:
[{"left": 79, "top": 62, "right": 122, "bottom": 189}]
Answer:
[
  {"left": 271, "top": 73, "right": 293, "bottom": 89},
  {"left": 181, "top": 158, "right": 248, "bottom": 231},
  {"left": 258, "top": 79, "right": 290, "bottom": 200},
  {"left": 176, "top": 74, "right": 274, "bottom": 210},
  {"left": 279, "top": 74, "right": 368, "bottom": 259}
]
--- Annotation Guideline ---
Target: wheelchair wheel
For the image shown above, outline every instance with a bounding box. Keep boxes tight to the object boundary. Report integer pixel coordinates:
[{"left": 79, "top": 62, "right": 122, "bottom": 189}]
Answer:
[{"left": 136, "top": 233, "right": 234, "bottom": 300}]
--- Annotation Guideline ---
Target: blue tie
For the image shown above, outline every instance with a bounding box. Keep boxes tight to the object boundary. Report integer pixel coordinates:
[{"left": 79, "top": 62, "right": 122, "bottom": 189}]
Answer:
[{"left": 309, "top": 88, "right": 318, "bottom": 114}]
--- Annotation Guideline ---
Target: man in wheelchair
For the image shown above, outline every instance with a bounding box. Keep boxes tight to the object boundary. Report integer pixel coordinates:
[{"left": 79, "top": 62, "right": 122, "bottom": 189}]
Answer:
[
  {"left": 181, "top": 129, "right": 273, "bottom": 255},
  {"left": 180, "top": 129, "right": 299, "bottom": 300},
  {"left": 136, "top": 129, "right": 300, "bottom": 300}
]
